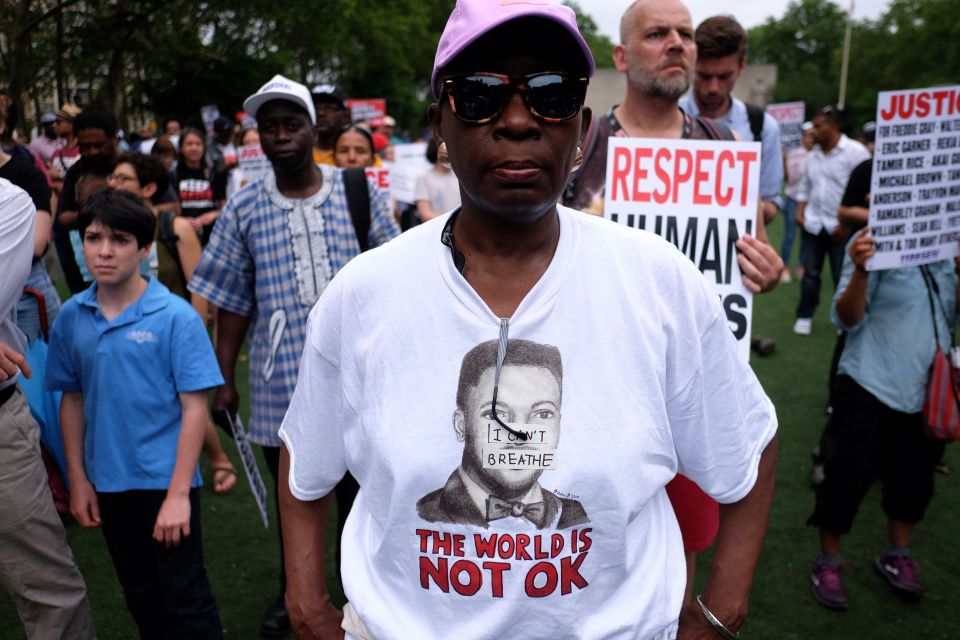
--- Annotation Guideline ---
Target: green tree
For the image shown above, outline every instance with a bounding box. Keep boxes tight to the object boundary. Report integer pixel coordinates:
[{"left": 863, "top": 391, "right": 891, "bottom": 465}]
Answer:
[
  {"left": 564, "top": 1, "right": 615, "bottom": 69},
  {"left": 748, "top": 0, "right": 848, "bottom": 115},
  {"left": 749, "top": 0, "right": 959, "bottom": 128}
]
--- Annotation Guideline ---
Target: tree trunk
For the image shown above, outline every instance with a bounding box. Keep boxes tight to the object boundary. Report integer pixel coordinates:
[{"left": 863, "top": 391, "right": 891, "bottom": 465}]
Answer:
[{"left": 55, "top": 3, "right": 64, "bottom": 106}]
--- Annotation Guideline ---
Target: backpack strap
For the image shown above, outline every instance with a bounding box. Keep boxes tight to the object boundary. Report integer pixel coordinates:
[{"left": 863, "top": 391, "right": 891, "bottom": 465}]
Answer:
[
  {"left": 745, "top": 103, "right": 765, "bottom": 142},
  {"left": 563, "top": 112, "right": 601, "bottom": 204},
  {"left": 157, "top": 210, "right": 181, "bottom": 266},
  {"left": 696, "top": 116, "right": 736, "bottom": 141},
  {"left": 342, "top": 168, "right": 371, "bottom": 252}
]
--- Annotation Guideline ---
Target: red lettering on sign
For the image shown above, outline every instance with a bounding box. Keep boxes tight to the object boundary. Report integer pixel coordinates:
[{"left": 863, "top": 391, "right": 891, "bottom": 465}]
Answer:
[
  {"left": 672, "top": 149, "right": 693, "bottom": 203},
  {"left": 736, "top": 151, "right": 758, "bottom": 206},
  {"left": 653, "top": 148, "right": 672, "bottom": 204},
  {"left": 693, "top": 150, "right": 714, "bottom": 205},
  {"left": 716, "top": 150, "right": 735, "bottom": 206},
  {"left": 632, "top": 147, "right": 652, "bottom": 202},
  {"left": 611, "top": 147, "right": 631, "bottom": 201}
]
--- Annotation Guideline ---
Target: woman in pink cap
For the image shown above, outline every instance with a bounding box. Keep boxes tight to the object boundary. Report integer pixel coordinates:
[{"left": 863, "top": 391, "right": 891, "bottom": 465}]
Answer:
[{"left": 278, "top": 2, "right": 777, "bottom": 639}]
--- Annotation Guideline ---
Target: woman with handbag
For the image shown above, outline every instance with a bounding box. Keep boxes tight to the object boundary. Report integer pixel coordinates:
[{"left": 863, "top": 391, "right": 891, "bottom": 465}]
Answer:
[{"left": 807, "top": 227, "right": 957, "bottom": 611}]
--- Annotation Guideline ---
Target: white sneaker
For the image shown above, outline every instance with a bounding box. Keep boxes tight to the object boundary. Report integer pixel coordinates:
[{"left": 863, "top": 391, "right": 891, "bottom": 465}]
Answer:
[{"left": 794, "top": 318, "right": 812, "bottom": 335}]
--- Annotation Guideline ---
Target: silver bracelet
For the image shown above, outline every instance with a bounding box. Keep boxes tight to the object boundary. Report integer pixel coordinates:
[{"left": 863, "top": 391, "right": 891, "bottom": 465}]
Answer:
[{"left": 695, "top": 594, "right": 739, "bottom": 639}]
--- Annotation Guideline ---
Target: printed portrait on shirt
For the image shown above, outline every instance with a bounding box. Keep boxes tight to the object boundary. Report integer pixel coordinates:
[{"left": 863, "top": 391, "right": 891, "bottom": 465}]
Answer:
[{"left": 416, "top": 338, "right": 589, "bottom": 529}]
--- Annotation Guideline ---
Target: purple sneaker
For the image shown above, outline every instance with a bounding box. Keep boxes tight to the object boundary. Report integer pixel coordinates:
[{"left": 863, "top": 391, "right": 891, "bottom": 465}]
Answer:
[
  {"left": 875, "top": 554, "right": 923, "bottom": 599},
  {"left": 810, "top": 561, "right": 849, "bottom": 610}
]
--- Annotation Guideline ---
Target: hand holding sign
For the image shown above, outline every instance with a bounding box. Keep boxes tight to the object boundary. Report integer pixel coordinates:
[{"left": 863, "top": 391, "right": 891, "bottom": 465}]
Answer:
[
  {"left": 736, "top": 234, "right": 782, "bottom": 293},
  {"left": 848, "top": 229, "right": 876, "bottom": 273},
  {"left": 604, "top": 137, "right": 762, "bottom": 361}
]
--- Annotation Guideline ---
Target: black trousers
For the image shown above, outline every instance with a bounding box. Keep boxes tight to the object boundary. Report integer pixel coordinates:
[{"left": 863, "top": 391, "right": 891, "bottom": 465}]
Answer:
[
  {"left": 98, "top": 489, "right": 222, "bottom": 640},
  {"left": 808, "top": 376, "right": 945, "bottom": 535},
  {"left": 796, "top": 228, "right": 846, "bottom": 319},
  {"left": 261, "top": 446, "right": 358, "bottom": 596}
]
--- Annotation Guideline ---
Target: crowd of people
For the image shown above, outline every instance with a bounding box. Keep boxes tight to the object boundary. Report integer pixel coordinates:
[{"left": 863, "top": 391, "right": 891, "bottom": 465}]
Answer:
[{"left": 0, "top": 0, "right": 953, "bottom": 639}]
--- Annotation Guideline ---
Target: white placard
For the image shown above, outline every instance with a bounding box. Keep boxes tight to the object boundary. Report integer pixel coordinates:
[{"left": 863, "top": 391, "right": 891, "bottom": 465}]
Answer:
[
  {"left": 389, "top": 143, "right": 432, "bottom": 204},
  {"left": 868, "top": 86, "right": 960, "bottom": 270},
  {"left": 200, "top": 104, "right": 220, "bottom": 137},
  {"left": 766, "top": 101, "right": 806, "bottom": 151},
  {"left": 237, "top": 144, "right": 271, "bottom": 187},
  {"left": 604, "top": 138, "right": 761, "bottom": 361},
  {"left": 227, "top": 413, "right": 269, "bottom": 528}
]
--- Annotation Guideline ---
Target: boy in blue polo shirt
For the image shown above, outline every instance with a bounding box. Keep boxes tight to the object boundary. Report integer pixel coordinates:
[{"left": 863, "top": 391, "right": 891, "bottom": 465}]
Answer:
[{"left": 45, "top": 189, "right": 224, "bottom": 639}]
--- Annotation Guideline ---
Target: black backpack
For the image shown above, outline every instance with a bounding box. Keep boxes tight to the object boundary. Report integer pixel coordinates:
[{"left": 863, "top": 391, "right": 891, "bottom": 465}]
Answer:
[
  {"left": 342, "top": 167, "right": 371, "bottom": 252},
  {"left": 745, "top": 103, "right": 765, "bottom": 142}
]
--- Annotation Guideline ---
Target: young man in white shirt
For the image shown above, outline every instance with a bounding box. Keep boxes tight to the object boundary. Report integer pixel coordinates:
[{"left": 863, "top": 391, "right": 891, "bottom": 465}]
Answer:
[{"left": 793, "top": 106, "right": 870, "bottom": 335}]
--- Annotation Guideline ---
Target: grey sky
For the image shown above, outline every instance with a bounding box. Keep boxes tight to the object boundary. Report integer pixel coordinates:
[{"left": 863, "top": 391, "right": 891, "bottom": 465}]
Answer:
[{"left": 589, "top": 0, "right": 891, "bottom": 44}]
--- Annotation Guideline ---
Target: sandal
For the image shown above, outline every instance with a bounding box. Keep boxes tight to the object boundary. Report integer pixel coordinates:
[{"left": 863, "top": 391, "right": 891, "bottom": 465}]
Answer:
[{"left": 211, "top": 463, "right": 238, "bottom": 495}]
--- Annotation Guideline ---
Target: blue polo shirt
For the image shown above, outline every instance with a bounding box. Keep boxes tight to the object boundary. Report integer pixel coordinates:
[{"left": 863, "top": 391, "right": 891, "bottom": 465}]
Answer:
[{"left": 45, "top": 277, "right": 224, "bottom": 492}]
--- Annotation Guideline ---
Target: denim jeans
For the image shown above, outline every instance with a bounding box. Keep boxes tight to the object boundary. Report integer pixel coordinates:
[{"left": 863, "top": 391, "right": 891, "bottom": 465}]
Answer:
[
  {"left": 780, "top": 196, "right": 799, "bottom": 267},
  {"left": 796, "top": 228, "right": 846, "bottom": 319}
]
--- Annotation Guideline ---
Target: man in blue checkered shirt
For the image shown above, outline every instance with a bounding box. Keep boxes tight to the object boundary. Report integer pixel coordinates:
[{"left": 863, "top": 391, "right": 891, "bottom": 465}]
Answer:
[{"left": 188, "top": 74, "right": 400, "bottom": 637}]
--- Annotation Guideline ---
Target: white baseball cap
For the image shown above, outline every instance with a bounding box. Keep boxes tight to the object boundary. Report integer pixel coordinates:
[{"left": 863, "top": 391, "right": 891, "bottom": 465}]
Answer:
[{"left": 244, "top": 74, "right": 316, "bottom": 125}]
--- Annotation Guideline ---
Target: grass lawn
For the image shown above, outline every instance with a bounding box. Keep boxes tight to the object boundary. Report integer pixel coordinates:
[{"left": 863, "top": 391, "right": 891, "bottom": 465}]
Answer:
[{"left": 2, "top": 214, "right": 958, "bottom": 638}]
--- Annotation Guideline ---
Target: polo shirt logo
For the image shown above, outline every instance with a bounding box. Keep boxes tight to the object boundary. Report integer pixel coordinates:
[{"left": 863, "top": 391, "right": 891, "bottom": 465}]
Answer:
[{"left": 126, "top": 330, "right": 158, "bottom": 344}]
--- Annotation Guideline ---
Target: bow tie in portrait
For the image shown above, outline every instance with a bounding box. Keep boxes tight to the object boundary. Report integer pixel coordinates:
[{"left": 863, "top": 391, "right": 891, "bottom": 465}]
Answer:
[{"left": 486, "top": 496, "right": 546, "bottom": 527}]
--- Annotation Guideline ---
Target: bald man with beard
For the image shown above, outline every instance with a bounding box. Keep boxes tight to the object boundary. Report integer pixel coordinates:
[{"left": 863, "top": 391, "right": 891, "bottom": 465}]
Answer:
[{"left": 563, "top": 0, "right": 783, "bottom": 610}]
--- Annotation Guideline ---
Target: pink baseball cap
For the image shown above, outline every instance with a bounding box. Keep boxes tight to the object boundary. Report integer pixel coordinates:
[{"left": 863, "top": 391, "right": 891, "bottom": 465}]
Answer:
[{"left": 431, "top": 0, "right": 595, "bottom": 98}]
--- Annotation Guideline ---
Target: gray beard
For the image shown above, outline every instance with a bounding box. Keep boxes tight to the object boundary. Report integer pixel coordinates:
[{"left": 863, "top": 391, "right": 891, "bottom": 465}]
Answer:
[{"left": 628, "top": 68, "right": 690, "bottom": 100}]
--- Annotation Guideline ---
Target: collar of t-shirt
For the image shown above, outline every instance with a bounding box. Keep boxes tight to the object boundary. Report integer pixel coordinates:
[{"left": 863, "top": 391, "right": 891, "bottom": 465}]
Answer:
[
  {"left": 76, "top": 275, "right": 169, "bottom": 333},
  {"left": 435, "top": 205, "right": 577, "bottom": 325}
]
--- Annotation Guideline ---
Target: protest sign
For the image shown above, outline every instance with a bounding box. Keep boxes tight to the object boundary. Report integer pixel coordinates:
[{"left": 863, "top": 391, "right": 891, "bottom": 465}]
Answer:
[
  {"left": 347, "top": 99, "right": 387, "bottom": 127},
  {"left": 365, "top": 167, "right": 391, "bottom": 201},
  {"left": 200, "top": 104, "right": 220, "bottom": 137},
  {"left": 227, "top": 413, "right": 269, "bottom": 528},
  {"left": 604, "top": 138, "right": 761, "bottom": 361},
  {"left": 766, "top": 101, "right": 805, "bottom": 151},
  {"left": 237, "top": 143, "right": 271, "bottom": 187},
  {"left": 389, "top": 142, "right": 431, "bottom": 204},
  {"left": 867, "top": 86, "right": 960, "bottom": 270}
]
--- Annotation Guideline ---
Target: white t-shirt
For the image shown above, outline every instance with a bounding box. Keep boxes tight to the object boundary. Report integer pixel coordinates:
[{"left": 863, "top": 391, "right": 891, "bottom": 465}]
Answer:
[
  {"left": 413, "top": 167, "right": 461, "bottom": 216},
  {"left": 796, "top": 135, "right": 870, "bottom": 234},
  {"left": 280, "top": 206, "right": 777, "bottom": 640}
]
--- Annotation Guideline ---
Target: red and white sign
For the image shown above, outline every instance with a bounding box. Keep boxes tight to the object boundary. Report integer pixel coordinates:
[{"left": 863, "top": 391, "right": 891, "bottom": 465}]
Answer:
[
  {"left": 365, "top": 167, "right": 390, "bottom": 201},
  {"left": 347, "top": 99, "right": 387, "bottom": 127},
  {"left": 766, "top": 101, "right": 805, "bottom": 151},
  {"left": 604, "top": 138, "right": 761, "bottom": 361}
]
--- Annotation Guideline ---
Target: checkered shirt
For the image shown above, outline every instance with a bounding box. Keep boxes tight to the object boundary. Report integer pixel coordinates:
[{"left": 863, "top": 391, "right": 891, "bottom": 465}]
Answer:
[{"left": 189, "top": 164, "right": 399, "bottom": 445}]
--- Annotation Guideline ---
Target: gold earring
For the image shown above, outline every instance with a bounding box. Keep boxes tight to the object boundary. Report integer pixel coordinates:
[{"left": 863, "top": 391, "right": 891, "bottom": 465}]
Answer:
[
  {"left": 571, "top": 146, "right": 584, "bottom": 173},
  {"left": 437, "top": 141, "right": 451, "bottom": 169}
]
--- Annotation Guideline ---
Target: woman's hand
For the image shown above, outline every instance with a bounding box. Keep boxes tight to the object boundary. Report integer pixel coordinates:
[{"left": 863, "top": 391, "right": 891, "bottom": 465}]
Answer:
[
  {"left": 848, "top": 229, "right": 875, "bottom": 273},
  {"left": 153, "top": 493, "right": 191, "bottom": 547}
]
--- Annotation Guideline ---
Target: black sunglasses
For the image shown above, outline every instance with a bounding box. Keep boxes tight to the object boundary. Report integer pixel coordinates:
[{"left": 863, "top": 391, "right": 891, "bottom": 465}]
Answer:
[{"left": 442, "top": 72, "right": 587, "bottom": 124}]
